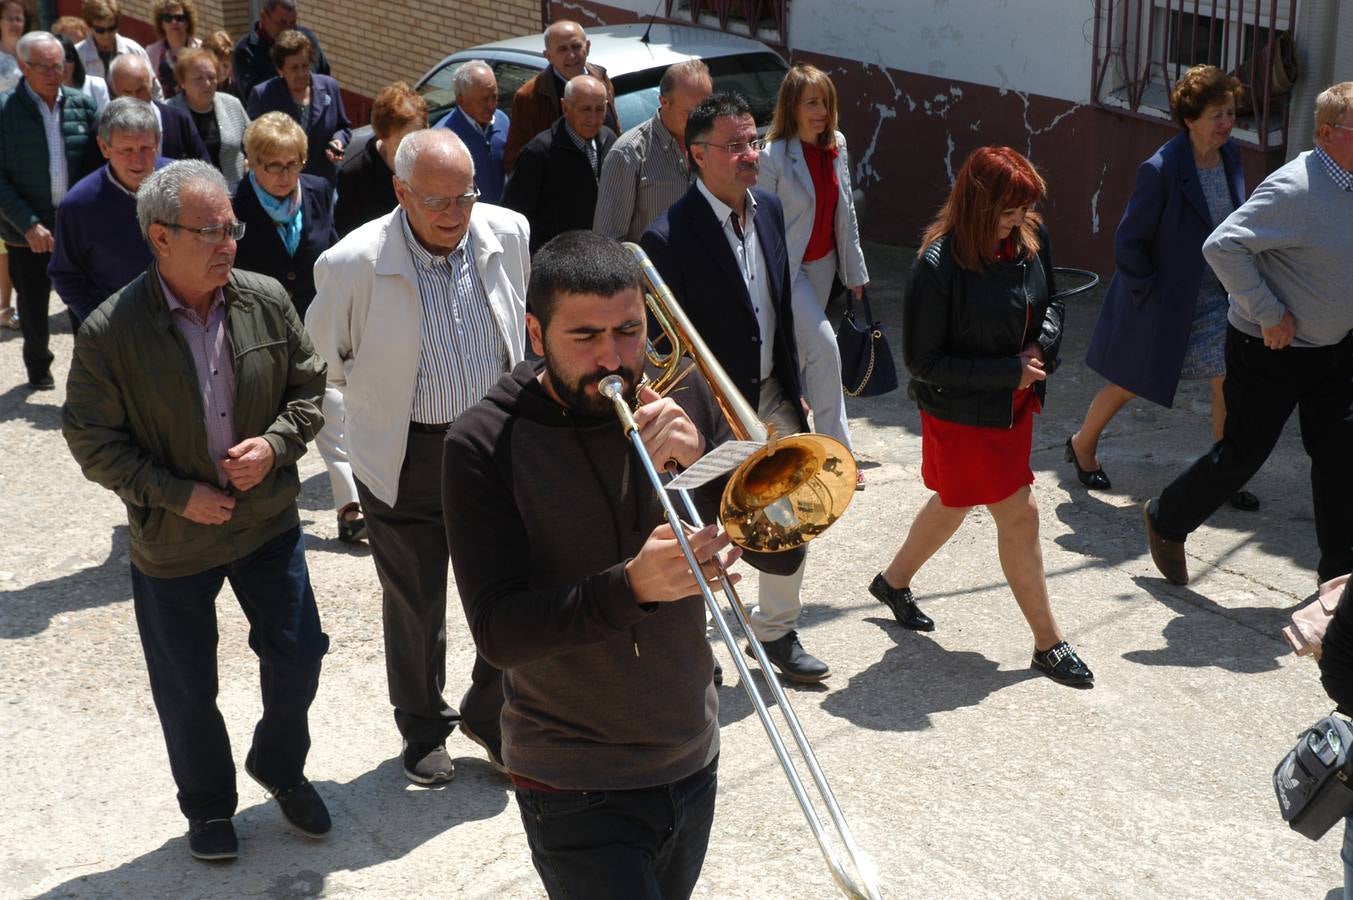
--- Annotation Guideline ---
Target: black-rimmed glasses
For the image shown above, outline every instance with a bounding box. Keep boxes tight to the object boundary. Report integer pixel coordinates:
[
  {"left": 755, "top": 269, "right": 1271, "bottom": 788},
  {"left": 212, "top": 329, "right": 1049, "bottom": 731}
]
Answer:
[
  {"left": 160, "top": 12, "right": 188, "bottom": 23},
  {"left": 261, "top": 160, "right": 304, "bottom": 176},
  {"left": 91, "top": 21, "right": 118, "bottom": 34},
  {"left": 157, "top": 220, "right": 247, "bottom": 244}
]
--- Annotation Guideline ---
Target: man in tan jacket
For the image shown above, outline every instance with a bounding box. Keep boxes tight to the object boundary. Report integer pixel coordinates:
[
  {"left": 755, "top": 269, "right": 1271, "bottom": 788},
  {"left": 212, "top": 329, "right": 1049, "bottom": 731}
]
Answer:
[
  {"left": 306, "top": 128, "right": 529, "bottom": 785},
  {"left": 502, "top": 19, "right": 618, "bottom": 174}
]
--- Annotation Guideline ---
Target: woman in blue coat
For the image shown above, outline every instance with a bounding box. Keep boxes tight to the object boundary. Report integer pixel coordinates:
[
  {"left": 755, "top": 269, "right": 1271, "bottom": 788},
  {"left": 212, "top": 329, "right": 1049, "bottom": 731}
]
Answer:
[
  {"left": 245, "top": 29, "right": 350, "bottom": 185},
  {"left": 1068, "top": 65, "right": 1258, "bottom": 510}
]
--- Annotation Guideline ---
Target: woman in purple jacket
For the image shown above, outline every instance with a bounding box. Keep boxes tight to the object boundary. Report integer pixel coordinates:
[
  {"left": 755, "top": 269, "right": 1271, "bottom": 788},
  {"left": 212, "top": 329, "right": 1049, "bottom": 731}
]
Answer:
[{"left": 1067, "top": 65, "right": 1258, "bottom": 510}]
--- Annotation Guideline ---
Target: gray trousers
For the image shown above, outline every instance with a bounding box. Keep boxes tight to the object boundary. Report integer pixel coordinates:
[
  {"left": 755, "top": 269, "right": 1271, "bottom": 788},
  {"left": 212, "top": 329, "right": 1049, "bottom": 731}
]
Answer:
[
  {"left": 749, "top": 377, "right": 808, "bottom": 641},
  {"left": 792, "top": 250, "right": 854, "bottom": 452}
]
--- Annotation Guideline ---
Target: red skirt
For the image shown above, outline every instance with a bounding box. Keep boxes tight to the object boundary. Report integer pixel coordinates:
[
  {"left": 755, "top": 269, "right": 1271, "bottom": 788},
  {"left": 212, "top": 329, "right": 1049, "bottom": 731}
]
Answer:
[{"left": 920, "top": 388, "right": 1041, "bottom": 507}]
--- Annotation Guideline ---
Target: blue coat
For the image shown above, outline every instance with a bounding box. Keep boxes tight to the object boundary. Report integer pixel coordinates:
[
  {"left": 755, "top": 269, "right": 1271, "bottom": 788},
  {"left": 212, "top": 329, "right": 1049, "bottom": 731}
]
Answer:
[
  {"left": 1084, "top": 132, "right": 1245, "bottom": 407},
  {"left": 231, "top": 172, "right": 337, "bottom": 318},
  {"left": 640, "top": 185, "right": 807, "bottom": 431},
  {"left": 246, "top": 74, "right": 352, "bottom": 185},
  {"left": 154, "top": 100, "right": 210, "bottom": 162},
  {"left": 437, "top": 106, "right": 509, "bottom": 205}
]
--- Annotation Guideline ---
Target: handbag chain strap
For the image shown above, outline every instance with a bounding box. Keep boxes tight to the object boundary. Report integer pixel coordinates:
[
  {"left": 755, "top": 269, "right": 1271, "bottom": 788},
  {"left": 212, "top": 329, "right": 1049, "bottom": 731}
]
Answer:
[{"left": 845, "top": 326, "right": 880, "bottom": 398}]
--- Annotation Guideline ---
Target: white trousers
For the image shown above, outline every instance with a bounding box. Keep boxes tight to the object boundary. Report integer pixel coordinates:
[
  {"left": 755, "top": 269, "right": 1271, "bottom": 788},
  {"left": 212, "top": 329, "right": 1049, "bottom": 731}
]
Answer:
[
  {"left": 792, "top": 250, "right": 854, "bottom": 452},
  {"left": 749, "top": 376, "right": 808, "bottom": 641},
  {"left": 315, "top": 386, "right": 360, "bottom": 512}
]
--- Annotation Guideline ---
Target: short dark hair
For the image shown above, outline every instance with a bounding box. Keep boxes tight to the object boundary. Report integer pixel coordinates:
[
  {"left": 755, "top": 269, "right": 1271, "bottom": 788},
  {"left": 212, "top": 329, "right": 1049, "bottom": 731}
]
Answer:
[
  {"left": 1170, "top": 64, "right": 1243, "bottom": 128},
  {"left": 528, "top": 231, "right": 641, "bottom": 330},
  {"left": 685, "top": 91, "right": 751, "bottom": 172},
  {"left": 270, "top": 28, "right": 310, "bottom": 70}
]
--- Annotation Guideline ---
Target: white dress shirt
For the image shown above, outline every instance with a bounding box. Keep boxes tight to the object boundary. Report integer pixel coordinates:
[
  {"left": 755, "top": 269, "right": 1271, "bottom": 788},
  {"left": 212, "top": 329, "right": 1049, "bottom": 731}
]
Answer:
[{"left": 696, "top": 179, "right": 775, "bottom": 379}]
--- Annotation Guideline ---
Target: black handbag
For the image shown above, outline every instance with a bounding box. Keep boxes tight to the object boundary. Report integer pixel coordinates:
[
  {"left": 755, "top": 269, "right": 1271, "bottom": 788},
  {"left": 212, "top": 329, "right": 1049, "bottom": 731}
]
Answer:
[
  {"left": 1273, "top": 714, "right": 1353, "bottom": 840},
  {"left": 836, "top": 287, "right": 898, "bottom": 397}
]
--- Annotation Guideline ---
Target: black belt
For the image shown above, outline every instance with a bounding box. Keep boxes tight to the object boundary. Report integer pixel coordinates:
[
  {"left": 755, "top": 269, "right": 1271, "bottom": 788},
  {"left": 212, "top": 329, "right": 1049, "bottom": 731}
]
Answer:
[{"left": 409, "top": 421, "right": 451, "bottom": 433}]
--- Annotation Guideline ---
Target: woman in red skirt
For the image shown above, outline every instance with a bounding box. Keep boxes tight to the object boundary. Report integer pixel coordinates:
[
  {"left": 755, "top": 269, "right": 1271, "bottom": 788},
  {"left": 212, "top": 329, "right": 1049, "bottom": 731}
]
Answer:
[{"left": 869, "top": 146, "right": 1094, "bottom": 688}]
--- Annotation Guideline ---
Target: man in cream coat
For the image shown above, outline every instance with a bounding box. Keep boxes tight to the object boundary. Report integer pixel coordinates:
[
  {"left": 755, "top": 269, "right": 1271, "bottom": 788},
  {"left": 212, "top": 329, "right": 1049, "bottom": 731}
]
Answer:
[{"left": 306, "top": 129, "right": 528, "bottom": 784}]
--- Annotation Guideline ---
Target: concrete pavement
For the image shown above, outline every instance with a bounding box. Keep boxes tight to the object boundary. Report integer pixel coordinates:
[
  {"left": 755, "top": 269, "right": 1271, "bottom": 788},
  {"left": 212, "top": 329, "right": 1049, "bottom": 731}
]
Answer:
[{"left": 0, "top": 240, "right": 1339, "bottom": 899}]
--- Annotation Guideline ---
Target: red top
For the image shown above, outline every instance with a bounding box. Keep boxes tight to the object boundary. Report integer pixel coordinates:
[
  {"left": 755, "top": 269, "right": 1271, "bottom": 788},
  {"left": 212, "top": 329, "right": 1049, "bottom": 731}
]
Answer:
[{"left": 802, "top": 141, "right": 839, "bottom": 263}]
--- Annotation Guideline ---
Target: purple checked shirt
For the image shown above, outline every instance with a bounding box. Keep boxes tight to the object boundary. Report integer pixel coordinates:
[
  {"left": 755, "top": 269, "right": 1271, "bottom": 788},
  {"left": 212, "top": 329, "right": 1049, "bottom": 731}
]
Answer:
[{"left": 160, "top": 274, "right": 237, "bottom": 487}]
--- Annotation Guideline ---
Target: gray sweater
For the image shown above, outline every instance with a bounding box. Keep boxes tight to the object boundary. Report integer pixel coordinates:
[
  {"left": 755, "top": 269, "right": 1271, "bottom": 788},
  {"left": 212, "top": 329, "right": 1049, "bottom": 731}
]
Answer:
[{"left": 1203, "top": 150, "right": 1353, "bottom": 348}]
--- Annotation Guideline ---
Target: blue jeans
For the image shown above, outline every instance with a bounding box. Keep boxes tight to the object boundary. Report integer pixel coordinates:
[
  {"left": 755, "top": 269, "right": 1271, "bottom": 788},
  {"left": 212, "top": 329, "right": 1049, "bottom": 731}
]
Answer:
[
  {"left": 130, "top": 524, "right": 328, "bottom": 822},
  {"left": 515, "top": 757, "right": 718, "bottom": 899}
]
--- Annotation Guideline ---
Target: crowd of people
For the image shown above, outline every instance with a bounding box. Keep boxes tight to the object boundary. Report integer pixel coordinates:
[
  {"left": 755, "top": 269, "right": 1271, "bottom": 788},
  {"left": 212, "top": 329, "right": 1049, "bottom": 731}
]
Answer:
[{"left": 3, "top": 1, "right": 1353, "bottom": 895}]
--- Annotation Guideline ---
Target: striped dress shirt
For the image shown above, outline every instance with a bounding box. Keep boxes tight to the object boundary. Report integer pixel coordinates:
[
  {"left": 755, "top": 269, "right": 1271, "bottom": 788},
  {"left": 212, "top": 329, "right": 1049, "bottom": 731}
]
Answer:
[
  {"left": 24, "top": 82, "right": 69, "bottom": 207},
  {"left": 402, "top": 212, "right": 507, "bottom": 425},
  {"left": 160, "top": 276, "right": 235, "bottom": 487},
  {"left": 594, "top": 113, "right": 692, "bottom": 242}
]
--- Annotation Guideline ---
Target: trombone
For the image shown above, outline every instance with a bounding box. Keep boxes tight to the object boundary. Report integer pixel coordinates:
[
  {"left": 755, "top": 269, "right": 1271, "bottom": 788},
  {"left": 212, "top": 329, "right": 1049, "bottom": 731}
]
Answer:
[{"left": 596, "top": 243, "right": 882, "bottom": 900}]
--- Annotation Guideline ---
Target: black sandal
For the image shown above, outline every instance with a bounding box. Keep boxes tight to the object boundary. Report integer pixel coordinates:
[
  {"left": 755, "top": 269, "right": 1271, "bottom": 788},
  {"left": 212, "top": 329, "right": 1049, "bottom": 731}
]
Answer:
[{"left": 1064, "top": 437, "right": 1111, "bottom": 490}]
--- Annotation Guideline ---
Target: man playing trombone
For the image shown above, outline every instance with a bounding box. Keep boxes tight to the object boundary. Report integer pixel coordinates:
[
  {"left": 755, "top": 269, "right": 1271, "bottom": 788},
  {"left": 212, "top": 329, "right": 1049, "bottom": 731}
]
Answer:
[{"left": 443, "top": 230, "right": 739, "bottom": 898}]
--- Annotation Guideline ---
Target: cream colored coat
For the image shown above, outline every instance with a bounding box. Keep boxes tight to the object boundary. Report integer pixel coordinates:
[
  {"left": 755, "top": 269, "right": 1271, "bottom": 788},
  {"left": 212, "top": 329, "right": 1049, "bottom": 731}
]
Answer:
[
  {"left": 757, "top": 131, "right": 869, "bottom": 288},
  {"left": 306, "top": 204, "right": 529, "bottom": 506}
]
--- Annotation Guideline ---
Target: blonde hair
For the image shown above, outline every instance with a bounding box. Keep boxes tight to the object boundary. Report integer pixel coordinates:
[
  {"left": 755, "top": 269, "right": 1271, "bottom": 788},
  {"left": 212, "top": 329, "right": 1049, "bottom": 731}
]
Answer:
[
  {"left": 1315, "top": 82, "right": 1353, "bottom": 130},
  {"left": 81, "top": 0, "right": 119, "bottom": 24},
  {"left": 243, "top": 111, "right": 307, "bottom": 164},
  {"left": 766, "top": 64, "right": 839, "bottom": 149},
  {"left": 52, "top": 16, "right": 90, "bottom": 42}
]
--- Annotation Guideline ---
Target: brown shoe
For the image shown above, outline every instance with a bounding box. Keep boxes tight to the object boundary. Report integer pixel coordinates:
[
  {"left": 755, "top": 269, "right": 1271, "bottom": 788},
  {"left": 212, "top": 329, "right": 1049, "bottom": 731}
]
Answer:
[{"left": 1142, "top": 501, "right": 1188, "bottom": 585}]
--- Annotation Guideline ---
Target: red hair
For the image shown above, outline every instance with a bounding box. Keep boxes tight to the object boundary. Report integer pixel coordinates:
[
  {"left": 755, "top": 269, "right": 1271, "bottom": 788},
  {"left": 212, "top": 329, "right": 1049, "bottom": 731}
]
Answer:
[{"left": 920, "top": 146, "right": 1047, "bottom": 271}]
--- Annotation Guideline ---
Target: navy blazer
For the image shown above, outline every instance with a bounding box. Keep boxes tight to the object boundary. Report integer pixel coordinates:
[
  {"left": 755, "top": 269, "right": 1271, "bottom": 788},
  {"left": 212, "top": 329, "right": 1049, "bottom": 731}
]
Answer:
[
  {"left": 230, "top": 172, "right": 337, "bottom": 318},
  {"left": 154, "top": 100, "right": 210, "bottom": 162},
  {"left": 1084, "top": 132, "right": 1245, "bottom": 407},
  {"left": 246, "top": 74, "right": 352, "bottom": 185},
  {"left": 641, "top": 185, "right": 807, "bottom": 432}
]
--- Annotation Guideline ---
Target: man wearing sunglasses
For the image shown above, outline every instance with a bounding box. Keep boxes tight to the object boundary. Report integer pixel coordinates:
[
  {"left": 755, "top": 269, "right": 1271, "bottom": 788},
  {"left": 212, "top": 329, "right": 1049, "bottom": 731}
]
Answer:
[
  {"left": 63, "top": 159, "right": 331, "bottom": 862},
  {"left": 307, "top": 128, "right": 530, "bottom": 784}
]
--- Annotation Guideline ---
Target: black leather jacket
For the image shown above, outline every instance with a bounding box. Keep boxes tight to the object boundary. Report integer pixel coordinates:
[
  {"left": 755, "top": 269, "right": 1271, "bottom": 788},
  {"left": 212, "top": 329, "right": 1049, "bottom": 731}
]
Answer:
[{"left": 901, "top": 228, "right": 1062, "bottom": 428}]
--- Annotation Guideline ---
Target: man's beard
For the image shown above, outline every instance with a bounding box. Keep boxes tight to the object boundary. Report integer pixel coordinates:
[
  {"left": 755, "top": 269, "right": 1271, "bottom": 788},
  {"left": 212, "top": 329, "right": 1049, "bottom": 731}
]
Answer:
[{"left": 546, "top": 359, "right": 640, "bottom": 417}]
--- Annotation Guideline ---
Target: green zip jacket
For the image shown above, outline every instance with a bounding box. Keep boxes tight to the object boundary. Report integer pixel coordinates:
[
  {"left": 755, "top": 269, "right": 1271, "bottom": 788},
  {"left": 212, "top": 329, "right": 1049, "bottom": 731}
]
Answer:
[
  {"left": 62, "top": 265, "right": 326, "bottom": 578},
  {"left": 0, "top": 81, "right": 100, "bottom": 245}
]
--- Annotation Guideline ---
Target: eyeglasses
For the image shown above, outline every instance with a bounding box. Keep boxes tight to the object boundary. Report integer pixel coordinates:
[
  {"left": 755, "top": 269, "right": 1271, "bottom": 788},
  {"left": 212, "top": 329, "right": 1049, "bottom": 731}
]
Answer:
[
  {"left": 160, "top": 12, "right": 188, "bottom": 23},
  {"left": 261, "top": 159, "right": 304, "bottom": 176},
  {"left": 1330, "top": 124, "right": 1353, "bottom": 134},
  {"left": 91, "top": 21, "right": 118, "bottom": 34},
  {"left": 25, "top": 62, "right": 65, "bottom": 75},
  {"left": 157, "top": 220, "right": 247, "bottom": 243},
  {"left": 399, "top": 180, "right": 480, "bottom": 212},
  {"left": 694, "top": 137, "right": 765, "bottom": 156}
]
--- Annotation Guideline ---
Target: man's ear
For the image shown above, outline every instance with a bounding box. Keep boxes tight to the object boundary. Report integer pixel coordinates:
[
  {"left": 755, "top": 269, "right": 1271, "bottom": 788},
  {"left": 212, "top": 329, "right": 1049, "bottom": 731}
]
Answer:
[{"left": 526, "top": 312, "right": 545, "bottom": 358}]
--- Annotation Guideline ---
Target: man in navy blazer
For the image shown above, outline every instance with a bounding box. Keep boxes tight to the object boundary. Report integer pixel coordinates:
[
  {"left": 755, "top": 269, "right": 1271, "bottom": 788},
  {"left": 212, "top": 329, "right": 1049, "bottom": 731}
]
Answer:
[
  {"left": 435, "top": 61, "right": 509, "bottom": 204},
  {"left": 107, "top": 55, "right": 210, "bottom": 162},
  {"left": 641, "top": 92, "right": 827, "bottom": 683}
]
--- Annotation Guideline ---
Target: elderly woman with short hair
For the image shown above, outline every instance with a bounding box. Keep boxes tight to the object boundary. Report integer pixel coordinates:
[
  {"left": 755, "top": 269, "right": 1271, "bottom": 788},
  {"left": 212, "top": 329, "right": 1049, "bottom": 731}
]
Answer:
[
  {"left": 334, "top": 80, "right": 427, "bottom": 236},
  {"left": 1068, "top": 65, "right": 1256, "bottom": 509},
  {"left": 231, "top": 112, "right": 359, "bottom": 541},
  {"left": 145, "top": 0, "right": 201, "bottom": 98},
  {"left": 170, "top": 46, "right": 248, "bottom": 189},
  {"left": 245, "top": 29, "right": 349, "bottom": 185},
  {"left": 75, "top": 0, "right": 158, "bottom": 97}
]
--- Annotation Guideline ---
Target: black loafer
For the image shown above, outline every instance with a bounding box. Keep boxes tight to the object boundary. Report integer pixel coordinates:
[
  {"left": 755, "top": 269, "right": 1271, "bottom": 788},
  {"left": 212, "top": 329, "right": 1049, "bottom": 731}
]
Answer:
[
  {"left": 1032, "top": 641, "right": 1094, "bottom": 688},
  {"left": 187, "top": 817, "right": 238, "bottom": 861},
  {"left": 1229, "top": 490, "right": 1260, "bottom": 512},
  {"left": 27, "top": 374, "right": 55, "bottom": 391},
  {"left": 245, "top": 751, "right": 331, "bottom": 837},
  {"left": 748, "top": 631, "right": 829, "bottom": 683},
  {"left": 1065, "top": 437, "right": 1111, "bottom": 490},
  {"left": 868, "top": 573, "right": 935, "bottom": 631}
]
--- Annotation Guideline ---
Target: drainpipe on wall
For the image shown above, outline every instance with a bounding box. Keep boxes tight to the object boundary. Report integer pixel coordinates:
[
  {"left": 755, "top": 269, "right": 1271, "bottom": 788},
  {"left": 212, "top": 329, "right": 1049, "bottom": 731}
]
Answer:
[{"left": 1287, "top": 0, "right": 1353, "bottom": 160}]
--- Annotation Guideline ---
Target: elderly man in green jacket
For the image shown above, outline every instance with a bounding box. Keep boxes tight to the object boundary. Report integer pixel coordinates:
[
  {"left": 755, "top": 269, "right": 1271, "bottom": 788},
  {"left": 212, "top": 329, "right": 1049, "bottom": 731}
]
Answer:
[{"left": 61, "top": 160, "right": 331, "bottom": 863}]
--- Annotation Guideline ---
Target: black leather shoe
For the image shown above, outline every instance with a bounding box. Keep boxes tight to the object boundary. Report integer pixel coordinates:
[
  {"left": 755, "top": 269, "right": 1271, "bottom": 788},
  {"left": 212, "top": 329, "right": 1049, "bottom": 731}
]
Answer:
[
  {"left": 402, "top": 740, "right": 455, "bottom": 785},
  {"left": 748, "top": 631, "right": 829, "bottom": 683},
  {"left": 187, "top": 818, "right": 238, "bottom": 861},
  {"left": 245, "top": 751, "right": 331, "bottom": 837},
  {"left": 1065, "top": 437, "right": 1111, "bottom": 490},
  {"left": 868, "top": 573, "right": 935, "bottom": 631},
  {"left": 1031, "top": 641, "right": 1094, "bottom": 688},
  {"left": 1229, "top": 490, "right": 1261, "bottom": 512},
  {"left": 27, "top": 374, "right": 55, "bottom": 391}
]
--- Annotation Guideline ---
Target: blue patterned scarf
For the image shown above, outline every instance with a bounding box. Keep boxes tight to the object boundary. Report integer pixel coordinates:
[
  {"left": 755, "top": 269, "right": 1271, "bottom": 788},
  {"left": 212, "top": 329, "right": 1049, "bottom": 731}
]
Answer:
[{"left": 249, "top": 171, "right": 303, "bottom": 257}]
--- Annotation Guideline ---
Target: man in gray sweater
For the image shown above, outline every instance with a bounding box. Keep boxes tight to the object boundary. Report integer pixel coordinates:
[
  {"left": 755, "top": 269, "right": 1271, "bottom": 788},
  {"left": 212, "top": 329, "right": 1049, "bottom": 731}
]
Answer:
[{"left": 1144, "top": 82, "right": 1353, "bottom": 586}]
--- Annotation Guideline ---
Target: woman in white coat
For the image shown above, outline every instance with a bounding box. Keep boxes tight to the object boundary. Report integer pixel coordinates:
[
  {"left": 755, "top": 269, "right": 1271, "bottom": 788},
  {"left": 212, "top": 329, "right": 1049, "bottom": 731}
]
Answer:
[{"left": 759, "top": 64, "right": 869, "bottom": 485}]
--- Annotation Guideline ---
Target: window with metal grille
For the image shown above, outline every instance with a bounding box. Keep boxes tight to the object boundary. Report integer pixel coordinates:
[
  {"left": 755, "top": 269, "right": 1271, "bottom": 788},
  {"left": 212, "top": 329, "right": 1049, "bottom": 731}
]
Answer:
[
  {"left": 664, "top": 0, "right": 788, "bottom": 47},
  {"left": 1091, "top": 0, "right": 1299, "bottom": 150}
]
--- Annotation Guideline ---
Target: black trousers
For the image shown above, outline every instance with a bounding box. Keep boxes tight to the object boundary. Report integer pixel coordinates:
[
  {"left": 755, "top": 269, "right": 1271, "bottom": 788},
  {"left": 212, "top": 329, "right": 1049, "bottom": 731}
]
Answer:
[
  {"left": 7, "top": 243, "right": 53, "bottom": 384},
  {"left": 1154, "top": 326, "right": 1353, "bottom": 581},
  {"left": 516, "top": 757, "right": 718, "bottom": 900},
  {"left": 130, "top": 525, "right": 328, "bottom": 822},
  {"left": 355, "top": 427, "right": 503, "bottom": 749}
]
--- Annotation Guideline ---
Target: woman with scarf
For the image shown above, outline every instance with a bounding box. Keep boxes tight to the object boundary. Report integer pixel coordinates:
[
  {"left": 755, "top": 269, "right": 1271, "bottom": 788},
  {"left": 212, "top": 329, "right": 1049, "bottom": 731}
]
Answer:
[{"left": 233, "top": 112, "right": 364, "bottom": 543}]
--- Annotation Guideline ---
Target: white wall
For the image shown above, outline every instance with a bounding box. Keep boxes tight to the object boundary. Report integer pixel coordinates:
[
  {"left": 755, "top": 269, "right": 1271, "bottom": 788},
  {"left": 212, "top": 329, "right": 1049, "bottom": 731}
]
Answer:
[{"left": 594, "top": 0, "right": 1097, "bottom": 103}]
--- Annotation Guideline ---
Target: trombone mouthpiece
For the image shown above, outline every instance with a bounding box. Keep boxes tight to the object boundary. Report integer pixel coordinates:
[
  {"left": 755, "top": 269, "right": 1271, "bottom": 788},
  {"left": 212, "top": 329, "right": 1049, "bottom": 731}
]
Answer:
[{"left": 599, "top": 375, "right": 626, "bottom": 400}]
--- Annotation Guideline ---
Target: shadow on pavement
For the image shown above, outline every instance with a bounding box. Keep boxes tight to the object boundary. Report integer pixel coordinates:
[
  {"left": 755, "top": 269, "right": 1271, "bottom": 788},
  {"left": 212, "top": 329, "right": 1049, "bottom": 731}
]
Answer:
[
  {"left": 1122, "top": 575, "right": 1296, "bottom": 673},
  {"left": 0, "top": 380, "right": 63, "bottom": 431},
  {"left": 0, "top": 526, "right": 130, "bottom": 639},
  {"left": 34, "top": 758, "right": 510, "bottom": 899},
  {"left": 821, "top": 619, "right": 1037, "bottom": 731}
]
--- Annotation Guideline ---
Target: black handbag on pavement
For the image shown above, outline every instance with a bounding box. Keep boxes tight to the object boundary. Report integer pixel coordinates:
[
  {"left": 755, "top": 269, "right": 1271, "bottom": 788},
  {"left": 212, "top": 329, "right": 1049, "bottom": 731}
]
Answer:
[
  {"left": 1274, "top": 714, "right": 1353, "bottom": 839},
  {"left": 836, "top": 287, "right": 898, "bottom": 398}
]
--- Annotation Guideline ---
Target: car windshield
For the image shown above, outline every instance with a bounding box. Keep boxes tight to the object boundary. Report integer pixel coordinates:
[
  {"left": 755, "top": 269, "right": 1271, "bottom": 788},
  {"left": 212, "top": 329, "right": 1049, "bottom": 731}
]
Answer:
[{"left": 610, "top": 51, "right": 787, "bottom": 130}]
